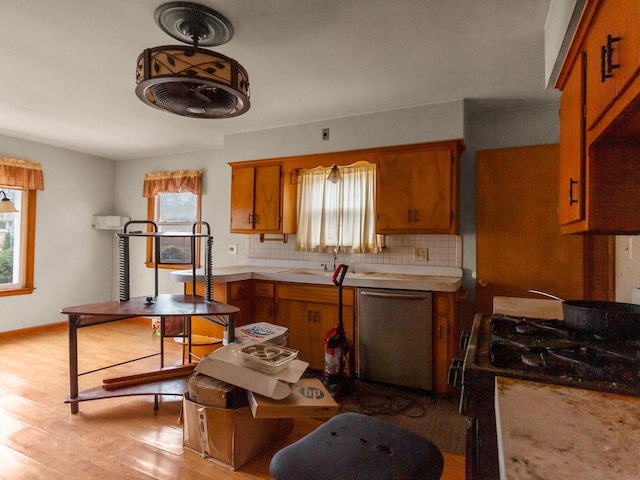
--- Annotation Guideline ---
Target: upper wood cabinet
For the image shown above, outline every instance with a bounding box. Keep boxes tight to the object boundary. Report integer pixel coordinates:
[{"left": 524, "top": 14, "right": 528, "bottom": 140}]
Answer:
[
  {"left": 584, "top": 0, "right": 640, "bottom": 131},
  {"left": 376, "top": 140, "right": 464, "bottom": 234},
  {"left": 230, "top": 163, "right": 282, "bottom": 233},
  {"left": 229, "top": 140, "right": 464, "bottom": 236},
  {"left": 558, "top": 51, "right": 586, "bottom": 226},
  {"left": 556, "top": 0, "right": 640, "bottom": 234}
]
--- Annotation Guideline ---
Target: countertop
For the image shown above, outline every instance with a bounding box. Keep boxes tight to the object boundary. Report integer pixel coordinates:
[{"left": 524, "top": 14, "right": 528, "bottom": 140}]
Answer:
[
  {"left": 495, "top": 376, "right": 640, "bottom": 480},
  {"left": 170, "top": 259, "right": 462, "bottom": 292}
]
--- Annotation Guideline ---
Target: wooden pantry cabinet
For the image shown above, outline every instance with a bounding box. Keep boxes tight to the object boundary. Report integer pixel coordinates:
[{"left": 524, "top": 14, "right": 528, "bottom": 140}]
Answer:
[
  {"left": 230, "top": 163, "right": 282, "bottom": 233},
  {"left": 376, "top": 140, "right": 464, "bottom": 234},
  {"left": 556, "top": 0, "right": 640, "bottom": 234},
  {"left": 274, "top": 283, "right": 355, "bottom": 372}
]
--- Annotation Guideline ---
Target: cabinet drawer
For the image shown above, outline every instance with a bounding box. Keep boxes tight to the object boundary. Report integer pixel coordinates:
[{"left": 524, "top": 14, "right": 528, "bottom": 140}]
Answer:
[
  {"left": 276, "top": 283, "right": 354, "bottom": 306},
  {"left": 254, "top": 281, "right": 274, "bottom": 298},
  {"left": 228, "top": 281, "right": 252, "bottom": 300}
]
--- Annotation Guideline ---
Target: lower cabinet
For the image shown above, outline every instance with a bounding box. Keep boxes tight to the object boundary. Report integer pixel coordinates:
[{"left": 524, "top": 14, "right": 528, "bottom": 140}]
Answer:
[
  {"left": 254, "top": 280, "right": 276, "bottom": 324},
  {"left": 433, "top": 291, "right": 461, "bottom": 395},
  {"left": 275, "top": 283, "right": 355, "bottom": 371}
]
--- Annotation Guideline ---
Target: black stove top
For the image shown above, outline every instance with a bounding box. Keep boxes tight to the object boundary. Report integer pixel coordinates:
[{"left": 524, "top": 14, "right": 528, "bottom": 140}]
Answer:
[{"left": 462, "top": 314, "right": 640, "bottom": 397}]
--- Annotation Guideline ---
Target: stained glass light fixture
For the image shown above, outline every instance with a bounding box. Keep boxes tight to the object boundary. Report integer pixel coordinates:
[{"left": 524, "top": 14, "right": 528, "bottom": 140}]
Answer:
[{"left": 135, "top": 2, "right": 250, "bottom": 118}]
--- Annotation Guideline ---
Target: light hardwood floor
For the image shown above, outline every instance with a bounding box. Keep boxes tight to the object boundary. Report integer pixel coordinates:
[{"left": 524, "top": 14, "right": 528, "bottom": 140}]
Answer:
[{"left": 0, "top": 319, "right": 464, "bottom": 479}]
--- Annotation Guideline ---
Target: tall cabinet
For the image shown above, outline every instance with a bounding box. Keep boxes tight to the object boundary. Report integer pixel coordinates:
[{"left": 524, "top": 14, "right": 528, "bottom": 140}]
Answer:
[{"left": 556, "top": 0, "right": 640, "bottom": 234}]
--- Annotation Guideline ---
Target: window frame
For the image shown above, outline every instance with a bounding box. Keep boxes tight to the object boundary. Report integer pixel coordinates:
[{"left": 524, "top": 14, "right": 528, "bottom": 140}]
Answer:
[
  {"left": 0, "top": 189, "right": 36, "bottom": 296},
  {"left": 145, "top": 192, "right": 202, "bottom": 269}
]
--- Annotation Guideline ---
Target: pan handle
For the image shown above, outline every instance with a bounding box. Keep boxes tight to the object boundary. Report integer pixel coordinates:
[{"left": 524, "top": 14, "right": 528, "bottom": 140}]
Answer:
[{"left": 529, "top": 290, "right": 564, "bottom": 301}]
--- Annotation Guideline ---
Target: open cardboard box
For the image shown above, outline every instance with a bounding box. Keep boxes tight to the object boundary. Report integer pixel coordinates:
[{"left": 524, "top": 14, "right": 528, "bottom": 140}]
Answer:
[
  {"left": 195, "top": 343, "right": 308, "bottom": 399},
  {"left": 182, "top": 394, "right": 293, "bottom": 470},
  {"left": 248, "top": 377, "right": 339, "bottom": 418}
]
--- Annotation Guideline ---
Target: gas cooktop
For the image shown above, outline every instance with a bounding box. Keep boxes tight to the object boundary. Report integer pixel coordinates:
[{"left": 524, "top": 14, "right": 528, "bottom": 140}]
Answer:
[{"left": 462, "top": 314, "right": 640, "bottom": 397}]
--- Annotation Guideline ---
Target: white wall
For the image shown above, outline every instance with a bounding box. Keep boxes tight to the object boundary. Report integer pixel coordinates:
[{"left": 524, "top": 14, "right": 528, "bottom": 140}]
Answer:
[
  {"left": 114, "top": 148, "right": 249, "bottom": 299},
  {"left": 0, "top": 134, "right": 116, "bottom": 332},
  {"left": 616, "top": 236, "right": 640, "bottom": 304},
  {"left": 224, "top": 101, "right": 466, "bottom": 162}
]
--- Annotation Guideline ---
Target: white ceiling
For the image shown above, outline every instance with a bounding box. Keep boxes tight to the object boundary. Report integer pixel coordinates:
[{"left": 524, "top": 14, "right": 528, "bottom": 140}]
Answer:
[{"left": 0, "top": 0, "right": 559, "bottom": 161}]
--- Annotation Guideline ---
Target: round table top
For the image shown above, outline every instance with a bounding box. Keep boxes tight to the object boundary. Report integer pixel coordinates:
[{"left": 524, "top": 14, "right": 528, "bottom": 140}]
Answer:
[{"left": 61, "top": 294, "right": 239, "bottom": 317}]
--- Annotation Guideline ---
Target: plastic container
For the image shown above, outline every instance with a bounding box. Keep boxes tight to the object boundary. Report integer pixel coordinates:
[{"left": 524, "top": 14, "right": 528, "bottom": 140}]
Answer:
[{"left": 236, "top": 343, "right": 299, "bottom": 373}]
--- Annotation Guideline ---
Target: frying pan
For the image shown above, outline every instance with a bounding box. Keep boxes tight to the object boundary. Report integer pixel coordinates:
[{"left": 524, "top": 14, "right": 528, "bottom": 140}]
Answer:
[{"left": 529, "top": 290, "right": 640, "bottom": 339}]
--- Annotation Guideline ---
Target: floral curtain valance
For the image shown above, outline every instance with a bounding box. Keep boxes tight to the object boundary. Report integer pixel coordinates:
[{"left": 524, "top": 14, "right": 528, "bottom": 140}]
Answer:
[
  {"left": 142, "top": 169, "right": 203, "bottom": 197},
  {"left": 0, "top": 157, "right": 45, "bottom": 190}
]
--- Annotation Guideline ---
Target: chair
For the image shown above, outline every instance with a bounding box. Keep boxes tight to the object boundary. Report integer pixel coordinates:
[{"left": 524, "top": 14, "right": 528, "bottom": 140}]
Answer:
[{"left": 269, "top": 412, "right": 444, "bottom": 480}]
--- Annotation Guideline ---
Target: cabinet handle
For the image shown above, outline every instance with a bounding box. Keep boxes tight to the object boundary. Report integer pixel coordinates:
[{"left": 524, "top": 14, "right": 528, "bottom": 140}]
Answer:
[
  {"left": 414, "top": 209, "right": 419, "bottom": 222},
  {"left": 569, "top": 178, "right": 579, "bottom": 205},
  {"left": 438, "top": 325, "right": 443, "bottom": 339},
  {"left": 407, "top": 209, "right": 412, "bottom": 222},
  {"left": 254, "top": 214, "right": 259, "bottom": 225},
  {"left": 248, "top": 213, "right": 253, "bottom": 225},
  {"left": 307, "top": 311, "right": 312, "bottom": 322},
  {"left": 601, "top": 34, "right": 620, "bottom": 82}
]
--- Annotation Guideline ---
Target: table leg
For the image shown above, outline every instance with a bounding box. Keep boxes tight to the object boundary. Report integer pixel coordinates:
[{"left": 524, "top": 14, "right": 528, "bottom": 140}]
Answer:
[
  {"left": 228, "top": 312, "right": 235, "bottom": 343},
  {"left": 68, "top": 314, "right": 80, "bottom": 414}
]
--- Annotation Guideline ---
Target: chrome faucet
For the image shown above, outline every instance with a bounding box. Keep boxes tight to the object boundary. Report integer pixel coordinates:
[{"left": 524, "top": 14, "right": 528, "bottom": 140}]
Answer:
[{"left": 332, "top": 247, "right": 338, "bottom": 270}]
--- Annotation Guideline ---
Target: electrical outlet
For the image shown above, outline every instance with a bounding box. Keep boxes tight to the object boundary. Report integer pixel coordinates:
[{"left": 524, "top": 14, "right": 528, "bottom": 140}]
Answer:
[
  {"left": 322, "top": 128, "right": 330, "bottom": 141},
  {"left": 227, "top": 244, "right": 238, "bottom": 255},
  {"left": 414, "top": 248, "right": 429, "bottom": 261}
]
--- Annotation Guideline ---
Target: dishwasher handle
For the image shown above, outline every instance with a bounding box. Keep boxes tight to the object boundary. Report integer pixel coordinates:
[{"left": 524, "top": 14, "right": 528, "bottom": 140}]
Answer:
[{"left": 359, "top": 290, "right": 431, "bottom": 300}]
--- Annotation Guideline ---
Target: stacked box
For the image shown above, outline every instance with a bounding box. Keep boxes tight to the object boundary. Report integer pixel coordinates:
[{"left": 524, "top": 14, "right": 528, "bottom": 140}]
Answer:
[{"left": 182, "top": 395, "right": 293, "bottom": 470}]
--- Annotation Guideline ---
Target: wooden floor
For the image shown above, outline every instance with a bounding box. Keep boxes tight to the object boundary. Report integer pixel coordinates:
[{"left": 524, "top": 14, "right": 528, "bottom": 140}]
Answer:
[{"left": 0, "top": 320, "right": 465, "bottom": 479}]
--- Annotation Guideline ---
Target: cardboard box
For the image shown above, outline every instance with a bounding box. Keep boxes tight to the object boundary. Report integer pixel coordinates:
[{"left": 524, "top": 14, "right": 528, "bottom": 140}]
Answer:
[
  {"left": 187, "top": 373, "right": 247, "bottom": 408},
  {"left": 195, "top": 343, "right": 308, "bottom": 399},
  {"left": 248, "top": 377, "right": 339, "bottom": 418},
  {"left": 182, "top": 395, "right": 293, "bottom": 470}
]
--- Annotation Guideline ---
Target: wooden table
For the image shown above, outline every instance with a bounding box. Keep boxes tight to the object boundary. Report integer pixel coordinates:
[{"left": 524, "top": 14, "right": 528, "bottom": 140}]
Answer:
[{"left": 61, "top": 294, "right": 239, "bottom": 414}]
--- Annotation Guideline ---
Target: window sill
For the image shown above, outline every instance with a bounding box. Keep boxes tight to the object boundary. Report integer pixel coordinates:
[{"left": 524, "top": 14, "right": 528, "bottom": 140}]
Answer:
[{"left": 0, "top": 287, "right": 35, "bottom": 297}]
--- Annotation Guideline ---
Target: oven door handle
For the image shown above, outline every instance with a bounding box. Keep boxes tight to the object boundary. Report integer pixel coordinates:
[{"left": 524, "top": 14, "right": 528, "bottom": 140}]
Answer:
[
  {"left": 448, "top": 358, "right": 464, "bottom": 388},
  {"left": 459, "top": 331, "right": 470, "bottom": 350}
]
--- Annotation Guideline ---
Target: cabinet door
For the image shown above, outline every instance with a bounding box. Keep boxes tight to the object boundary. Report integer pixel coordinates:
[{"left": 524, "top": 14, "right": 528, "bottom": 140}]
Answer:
[
  {"left": 253, "top": 165, "right": 282, "bottom": 232},
  {"left": 254, "top": 281, "right": 275, "bottom": 324},
  {"left": 585, "top": 0, "right": 640, "bottom": 130},
  {"left": 230, "top": 167, "right": 256, "bottom": 231},
  {"left": 433, "top": 292, "right": 457, "bottom": 395},
  {"left": 377, "top": 148, "right": 453, "bottom": 233},
  {"left": 227, "top": 280, "right": 253, "bottom": 327},
  {"left": 230, "top": 165, "right": 282, "bottom": 232},
  {"left": 275, "top": 284, "right": 355, "bottom": 371},
  {"left": 275, "top": 298, "right": 314, "bottom": 367},
  {"left": 558, "top": 51, "right": 586, "bottom": 226}
]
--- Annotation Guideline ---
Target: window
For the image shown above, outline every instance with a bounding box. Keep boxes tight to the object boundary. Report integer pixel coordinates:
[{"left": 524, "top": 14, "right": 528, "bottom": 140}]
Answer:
[
  {"left": 143, "top": 170, "right": 203, "bottom": 269},
  {"left": 295, "top": 163, "right": 380, "bottom": 253},
  {"left": 0, "top": 156, "right": 43, "bottom": 296},
  {"left": 147, "top": 192, "right": 200, "bottom": 266}
]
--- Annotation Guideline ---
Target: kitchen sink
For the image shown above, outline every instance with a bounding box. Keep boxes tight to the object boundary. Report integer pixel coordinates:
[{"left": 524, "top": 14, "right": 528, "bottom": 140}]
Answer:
[{"left": 281, "top": 268, "right": 334, "bottom": 276}]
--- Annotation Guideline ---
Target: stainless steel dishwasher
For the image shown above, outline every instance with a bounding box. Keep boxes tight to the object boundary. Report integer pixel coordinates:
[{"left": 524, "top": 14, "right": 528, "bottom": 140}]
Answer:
[{"left": 357, "top": 288, "right": 433, "bottom": 390}]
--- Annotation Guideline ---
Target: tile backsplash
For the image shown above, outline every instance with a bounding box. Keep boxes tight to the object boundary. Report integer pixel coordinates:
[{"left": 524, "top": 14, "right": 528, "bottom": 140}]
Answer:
[{"left": 247, "top": 234, "right": 462, "bottom": 268}]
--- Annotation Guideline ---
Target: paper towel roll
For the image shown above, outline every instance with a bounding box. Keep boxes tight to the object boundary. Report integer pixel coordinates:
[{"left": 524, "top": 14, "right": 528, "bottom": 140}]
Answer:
[{"left": 632, "top": 288, "right": 640, "bottom": 305}]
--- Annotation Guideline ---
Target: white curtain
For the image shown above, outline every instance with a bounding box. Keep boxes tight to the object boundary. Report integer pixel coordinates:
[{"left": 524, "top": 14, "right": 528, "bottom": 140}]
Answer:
[{"left": 295, "top": 163, "right": 380, "bottom": 253}]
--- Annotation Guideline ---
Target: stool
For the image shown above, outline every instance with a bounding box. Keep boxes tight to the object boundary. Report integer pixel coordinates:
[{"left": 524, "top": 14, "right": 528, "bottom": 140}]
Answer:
[{"left": 269, "top": 412, "right": 444, "bottom": 480}]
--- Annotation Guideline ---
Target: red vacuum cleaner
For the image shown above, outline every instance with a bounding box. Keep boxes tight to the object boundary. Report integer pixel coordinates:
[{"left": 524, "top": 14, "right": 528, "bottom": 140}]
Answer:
[{"left": 322, "top": 263, "right": 350, "bottom": 397}]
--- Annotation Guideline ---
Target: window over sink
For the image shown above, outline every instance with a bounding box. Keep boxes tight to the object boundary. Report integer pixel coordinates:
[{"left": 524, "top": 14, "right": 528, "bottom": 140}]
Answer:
[{"left": 295, "top": 162, "right": 380, "bottom": 254}]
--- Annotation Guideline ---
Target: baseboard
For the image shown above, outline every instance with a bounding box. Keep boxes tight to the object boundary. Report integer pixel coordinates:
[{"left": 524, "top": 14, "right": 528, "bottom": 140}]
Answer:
[{"left": 0, "top": 317, "right": 152, "bottom": 341}]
